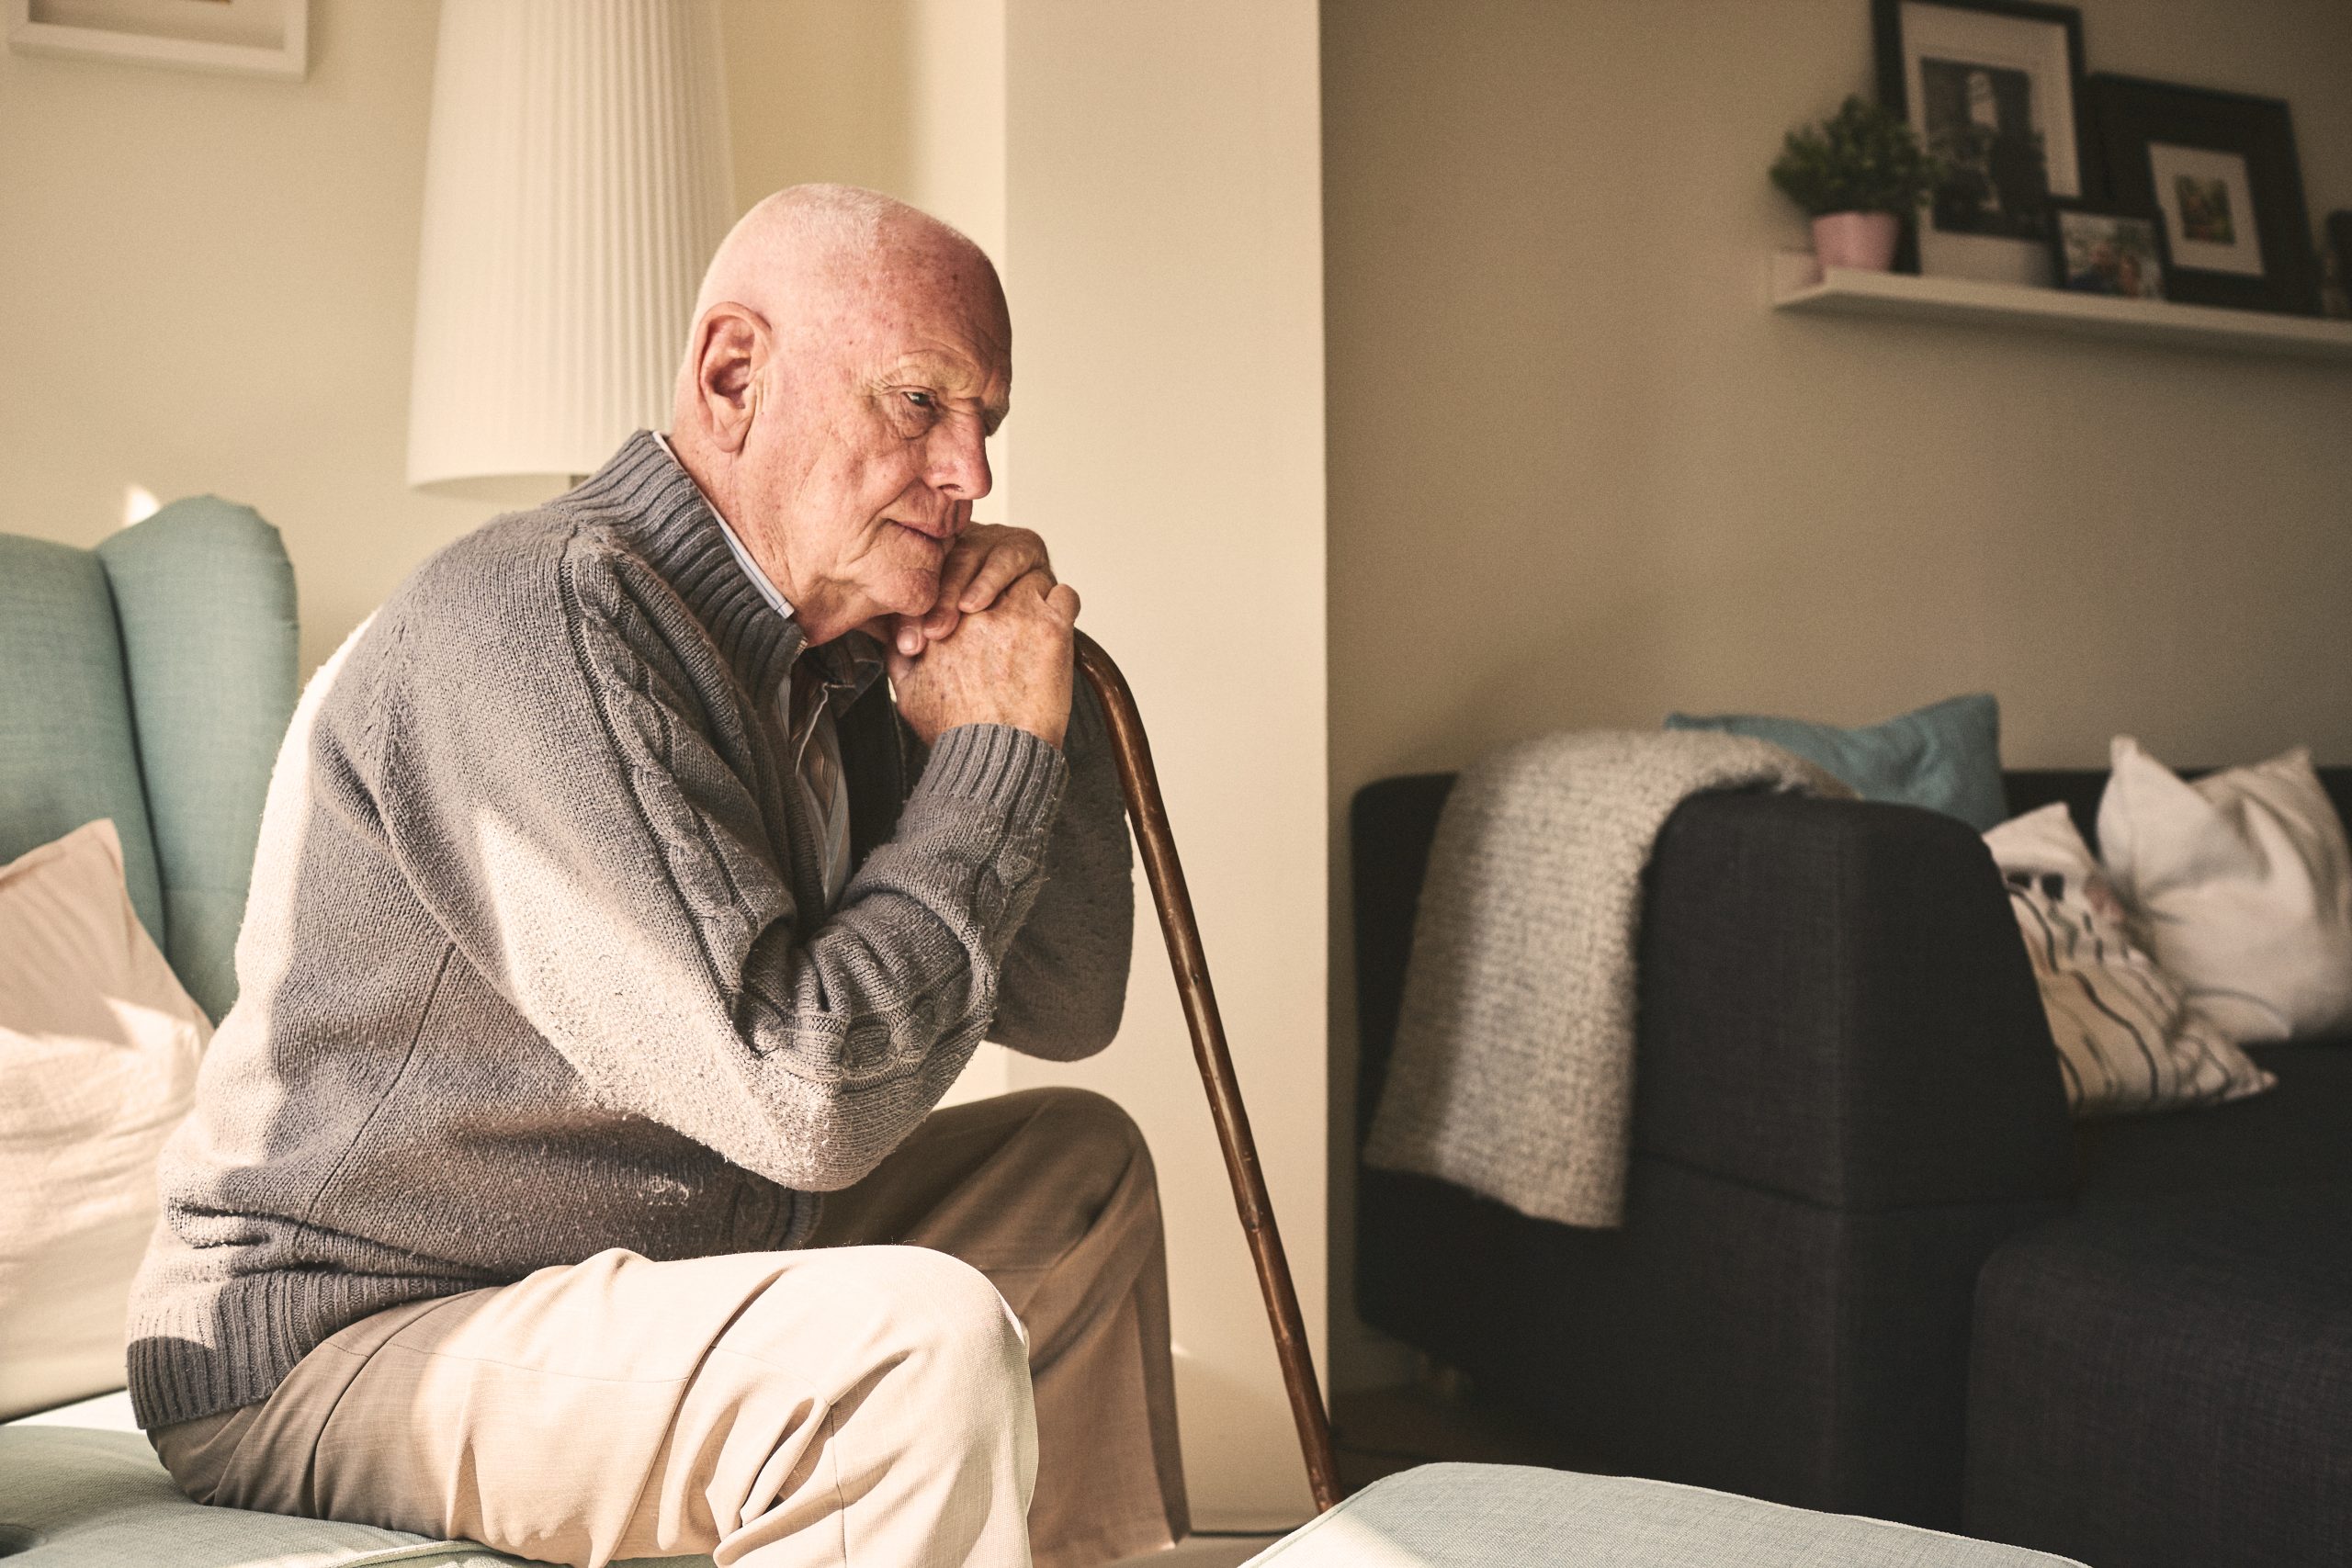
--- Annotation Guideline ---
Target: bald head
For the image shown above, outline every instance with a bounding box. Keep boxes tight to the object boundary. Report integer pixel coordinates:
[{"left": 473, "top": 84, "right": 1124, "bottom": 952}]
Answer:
[
  {"left": 665, "top": 186, "right": 1013, "bottom": 645},
  {"left": 673, "top": 186, "right": 1002, "bottom": 412}
]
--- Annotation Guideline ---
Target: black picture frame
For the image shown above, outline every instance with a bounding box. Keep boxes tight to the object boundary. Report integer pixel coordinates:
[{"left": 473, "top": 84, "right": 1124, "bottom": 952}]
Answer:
[
  {"left": 2084, "top": 74, "right": 2320, "bottom": 316},
  {"left": 2046, "top": 199, "right": 2171, "bottom": 300},
  {"left": 1873, "top": 0, "right": 2092, "bottom": 284}
]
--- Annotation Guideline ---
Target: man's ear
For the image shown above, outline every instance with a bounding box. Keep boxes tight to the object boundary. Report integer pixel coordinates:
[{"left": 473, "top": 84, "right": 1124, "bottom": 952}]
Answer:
[{"left": 688, "top": 303, "right": 768, "bottom": 455}]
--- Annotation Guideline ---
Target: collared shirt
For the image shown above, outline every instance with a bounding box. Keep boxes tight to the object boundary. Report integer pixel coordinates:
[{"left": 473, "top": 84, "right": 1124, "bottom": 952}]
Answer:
[{"left": 652, "top": 432, "right": 865, "bottom": 910}]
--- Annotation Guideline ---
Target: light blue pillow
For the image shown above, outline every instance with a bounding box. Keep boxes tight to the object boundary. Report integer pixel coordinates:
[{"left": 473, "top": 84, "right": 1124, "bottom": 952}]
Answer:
[{"left": 1665, "top": 694, "right": 2006, "bottom": 831}]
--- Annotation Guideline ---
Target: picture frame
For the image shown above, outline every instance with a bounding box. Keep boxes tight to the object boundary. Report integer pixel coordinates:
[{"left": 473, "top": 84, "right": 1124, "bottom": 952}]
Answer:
[
  {"left": 2084, "top": 74, "right": 2319, "bottom": 316},
  {"left": 6, "top": 0, "right": 307, "bottom": 81},
  {"left": 2046, "top": 200, "right": 2170, "bottom": 301},
  {"left": 1872, "top": 0, "right": 2091, "bottom": 288}
]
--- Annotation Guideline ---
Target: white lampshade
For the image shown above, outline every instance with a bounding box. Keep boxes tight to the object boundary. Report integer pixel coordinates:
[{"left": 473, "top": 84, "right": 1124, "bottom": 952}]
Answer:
[{"left": 407, "top": 0, "right": 733, "bottom": 489}]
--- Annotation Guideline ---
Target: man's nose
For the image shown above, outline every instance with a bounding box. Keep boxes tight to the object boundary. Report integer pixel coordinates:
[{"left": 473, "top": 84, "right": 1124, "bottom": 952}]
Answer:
[{"left": 927, "top": 419, "right": 991, "bottom": 502}]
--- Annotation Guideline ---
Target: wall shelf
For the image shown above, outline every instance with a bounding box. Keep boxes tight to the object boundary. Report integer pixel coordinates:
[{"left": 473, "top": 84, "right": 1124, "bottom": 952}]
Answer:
[{"left": 1770, "top": 252, "right": 2352, "bottom": 362}]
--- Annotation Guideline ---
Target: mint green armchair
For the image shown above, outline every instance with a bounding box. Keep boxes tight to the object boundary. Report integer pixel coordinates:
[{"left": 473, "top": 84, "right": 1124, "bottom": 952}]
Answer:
[
  {"left": 0, "top": 500, "right": 298, "bottom": 1021},
  {"left": 0, "top": 509, "right": 729, "bottom": 1564}
]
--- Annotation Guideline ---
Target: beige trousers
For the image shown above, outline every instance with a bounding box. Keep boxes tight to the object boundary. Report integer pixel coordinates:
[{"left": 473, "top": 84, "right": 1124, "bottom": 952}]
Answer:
[{"left": 152, "top": 1088, "right": 1188, "bottom": 1568}]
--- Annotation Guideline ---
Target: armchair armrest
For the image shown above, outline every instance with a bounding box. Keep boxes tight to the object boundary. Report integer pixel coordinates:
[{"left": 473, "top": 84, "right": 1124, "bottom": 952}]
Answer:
[{"left": 1634, "top": 790, "right": 2074, "bottom": 1213}]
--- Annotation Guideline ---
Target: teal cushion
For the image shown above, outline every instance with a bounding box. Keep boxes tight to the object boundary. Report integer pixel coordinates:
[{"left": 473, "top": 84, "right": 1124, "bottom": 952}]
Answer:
[
  {"left": 97, "top": 499, "right": 299, "bottom": 1021},
  {"left": 0, "top": 536, "right": 165, "bottom": 944},
  {"left": 1667, "top": 694, "right": 2006, "bottom": 831}
]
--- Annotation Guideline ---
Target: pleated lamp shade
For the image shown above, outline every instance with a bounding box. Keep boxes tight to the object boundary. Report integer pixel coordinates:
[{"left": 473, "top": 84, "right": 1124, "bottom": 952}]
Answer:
[{"left": 407, "top": 0, "right": 733, "bottom": 489}]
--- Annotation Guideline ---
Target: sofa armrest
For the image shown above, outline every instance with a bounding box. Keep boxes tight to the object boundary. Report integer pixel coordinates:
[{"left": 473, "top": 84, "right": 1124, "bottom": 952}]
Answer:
[{"left": 1634, "top": 791, "right": 2075, "bottom": 1213}]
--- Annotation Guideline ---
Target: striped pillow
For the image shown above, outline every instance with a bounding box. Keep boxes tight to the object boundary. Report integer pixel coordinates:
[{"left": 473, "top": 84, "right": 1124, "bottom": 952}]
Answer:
[{"left": 1986, "top": 804, "right": 2273, "bottom": 1117}]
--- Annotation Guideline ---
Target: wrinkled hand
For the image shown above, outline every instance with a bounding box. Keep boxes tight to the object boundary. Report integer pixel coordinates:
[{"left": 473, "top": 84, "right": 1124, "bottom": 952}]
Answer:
[
  {"left": 888, "top": 524, "right": 1051, "bottom": 658},
  {"left": 888, "top": 570, "right": 1080, "bottom": 749}
]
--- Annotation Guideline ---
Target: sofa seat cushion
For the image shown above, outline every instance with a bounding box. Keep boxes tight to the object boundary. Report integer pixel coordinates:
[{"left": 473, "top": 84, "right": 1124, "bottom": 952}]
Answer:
[
  {"left": 1249, "top": 1461, "right": 2077, "bottom": 1565},
  {"left": 1965, "top": 1184, "right": 2352, "bottom": 1568},
  {"left": 2073, "top": 1041, "right": 2352, "bottom": 1201},
  {"left": 0, "top": 1427, "right": 708, "bottom": 1566}
]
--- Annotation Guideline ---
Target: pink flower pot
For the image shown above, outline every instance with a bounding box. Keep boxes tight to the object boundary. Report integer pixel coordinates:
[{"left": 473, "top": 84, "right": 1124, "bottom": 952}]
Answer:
[{"left": 1811, "top": 211, "right": 1901, "bottom": 273}]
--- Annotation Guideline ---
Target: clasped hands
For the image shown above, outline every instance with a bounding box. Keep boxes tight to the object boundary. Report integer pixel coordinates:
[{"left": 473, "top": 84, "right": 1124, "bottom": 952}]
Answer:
[{"left": 881, "top": 524, "right": 1080, "bottom": 750}]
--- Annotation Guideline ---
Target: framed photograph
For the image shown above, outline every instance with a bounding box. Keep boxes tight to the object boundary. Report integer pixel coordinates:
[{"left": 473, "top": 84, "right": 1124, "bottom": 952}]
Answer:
[
  {"left": 1873, "top": 0, "right": 2090, "bottom": 287},
  {"left": 2084, "top": 75, "right": 2319, "bottom": 315},
  {"left": 2047, "top": 201, "right": 2169, "bottom": 300},
  {"left": 6, "top": 0, "right": 307, "bottom": 81}
]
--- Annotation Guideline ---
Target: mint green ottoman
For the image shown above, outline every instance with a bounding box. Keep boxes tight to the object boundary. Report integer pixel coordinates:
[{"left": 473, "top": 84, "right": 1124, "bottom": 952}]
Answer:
[{"left": 1243, "top": 1463, "right": 2082, "bottom": 1567}]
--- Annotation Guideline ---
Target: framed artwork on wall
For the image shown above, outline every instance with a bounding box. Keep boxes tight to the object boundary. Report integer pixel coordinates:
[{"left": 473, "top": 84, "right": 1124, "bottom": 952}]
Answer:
[
  {"left": 2046, "top": 201, "right": 2169, "bottom": 299},
  {"left": 6, "top": 0, "right": 307, "bottom": 81},
  {"left": 2085, "top": 75, "right": 2319, "bottom": 316},
  {"left": 1872, "top": 0, "right": 2090, "bottom": 288}
]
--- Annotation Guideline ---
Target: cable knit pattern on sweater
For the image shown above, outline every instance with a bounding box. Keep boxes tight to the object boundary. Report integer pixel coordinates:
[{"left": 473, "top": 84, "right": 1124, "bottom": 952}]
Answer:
[{"left": 124, "top": 432, "right": 1133, "bottom": 1430}]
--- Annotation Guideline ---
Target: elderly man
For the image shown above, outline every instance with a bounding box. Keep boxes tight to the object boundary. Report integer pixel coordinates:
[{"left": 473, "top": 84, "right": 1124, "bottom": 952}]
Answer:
[{"left": 127, "top": 186, "right": 1185, "bottom": 1568}]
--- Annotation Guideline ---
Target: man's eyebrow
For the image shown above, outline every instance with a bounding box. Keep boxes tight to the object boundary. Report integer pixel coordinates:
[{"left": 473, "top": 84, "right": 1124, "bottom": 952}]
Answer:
[{"left": 883, "top": 355, "right": 1009, "bottom": 435}]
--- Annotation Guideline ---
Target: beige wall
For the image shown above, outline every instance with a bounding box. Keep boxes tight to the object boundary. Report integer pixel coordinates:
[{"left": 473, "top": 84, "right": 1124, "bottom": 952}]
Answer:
[
  {"left": 998, "top": 0, "right": 1329, "bottom": 1529},
  {"left": 0, "top": 0, "right": 495, "bottom": 674},
  {"left": 722, "top": 0, "right": 1007, "bottom": 299},
  {"left": 1322, "top": 0, "right": 2352, "bottom": 1386}
]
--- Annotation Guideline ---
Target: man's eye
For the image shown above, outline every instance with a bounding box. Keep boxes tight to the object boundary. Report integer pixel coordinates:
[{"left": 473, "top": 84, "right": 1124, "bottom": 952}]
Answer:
[{"left": 902, "top": 390, "right": 934, "bottom": 410}]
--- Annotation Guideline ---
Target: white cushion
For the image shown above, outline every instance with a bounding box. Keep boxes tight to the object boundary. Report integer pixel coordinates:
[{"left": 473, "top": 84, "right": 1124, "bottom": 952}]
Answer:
[
  {"left": 0, "top": 820, "right": 209, "bottom": 1420},
  {"left": 2098, "top": 739, "right": 2352, "bottom": 1043},
  {"left": 1985, "top": 805, "right": 2271, "bottom": 1116},
  {"left": 1241, "top": 1462, "right": 2079, "bottom": 1565}
]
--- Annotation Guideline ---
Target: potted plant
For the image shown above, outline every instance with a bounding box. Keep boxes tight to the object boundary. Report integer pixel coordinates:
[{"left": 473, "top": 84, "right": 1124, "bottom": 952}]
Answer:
[{"left": 1770, "top": 96, "right": 1939, "bottom": 273}]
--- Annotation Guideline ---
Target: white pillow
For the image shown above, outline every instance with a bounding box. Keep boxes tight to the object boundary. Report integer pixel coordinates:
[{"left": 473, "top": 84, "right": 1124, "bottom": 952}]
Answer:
[
  {"left": 2098, "top": 737, "right": 2352, "bottom": 1043},
  {"left": 0, "top": 820, "right": 210, "bottom": 1421},
  {"left": 1985, "top": 804, "right": 2273, "bottom": 1116}
]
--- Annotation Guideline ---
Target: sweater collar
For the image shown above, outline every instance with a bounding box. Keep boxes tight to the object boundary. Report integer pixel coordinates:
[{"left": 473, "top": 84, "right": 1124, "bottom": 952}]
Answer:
[{"left": 564, "top": 431, "right": 883, "bottom": 707}]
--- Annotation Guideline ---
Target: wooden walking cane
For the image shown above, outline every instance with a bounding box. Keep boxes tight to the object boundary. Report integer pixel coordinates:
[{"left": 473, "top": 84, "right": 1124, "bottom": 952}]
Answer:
[{"left": 1070, "top": 631, "right": 1343, "bottom": 1515}]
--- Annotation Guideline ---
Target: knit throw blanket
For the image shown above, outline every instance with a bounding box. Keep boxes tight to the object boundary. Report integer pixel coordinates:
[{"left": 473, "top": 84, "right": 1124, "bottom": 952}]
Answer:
[{"left": 1363, "top": 730, "right": 1850, "bottom": 1227}]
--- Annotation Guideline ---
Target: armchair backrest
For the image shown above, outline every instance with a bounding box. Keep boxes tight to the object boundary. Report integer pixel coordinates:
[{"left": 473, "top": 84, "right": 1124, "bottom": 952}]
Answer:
[{"left": 0, "top": 500, "right": 298, "bottom": 1021}]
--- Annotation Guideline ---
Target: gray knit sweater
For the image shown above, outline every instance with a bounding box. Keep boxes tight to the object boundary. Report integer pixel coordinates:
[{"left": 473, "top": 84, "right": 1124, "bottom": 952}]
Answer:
[{"left": 126, "top": 432, "right": 1134, "bottom": 1431}]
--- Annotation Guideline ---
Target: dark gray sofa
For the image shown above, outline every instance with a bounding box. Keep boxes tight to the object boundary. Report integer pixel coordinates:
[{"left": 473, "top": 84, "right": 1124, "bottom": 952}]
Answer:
[{"left": 1351, "top": 765, "right": 2352, "bottom": 1558}]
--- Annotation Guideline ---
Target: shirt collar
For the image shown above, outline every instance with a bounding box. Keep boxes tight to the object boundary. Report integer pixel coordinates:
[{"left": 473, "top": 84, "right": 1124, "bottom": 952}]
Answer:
[
  {"left": 651, "top": 432, "right": 884, "bottom": 702},
  {"left": 652, "top": 431, "right": 795, "bottom": 624}
]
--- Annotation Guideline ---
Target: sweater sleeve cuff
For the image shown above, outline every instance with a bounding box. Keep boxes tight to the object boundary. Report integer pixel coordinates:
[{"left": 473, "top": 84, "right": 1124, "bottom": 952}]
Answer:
[{"left": 918, "top": 723, "right": 1069, "bottom": 836}]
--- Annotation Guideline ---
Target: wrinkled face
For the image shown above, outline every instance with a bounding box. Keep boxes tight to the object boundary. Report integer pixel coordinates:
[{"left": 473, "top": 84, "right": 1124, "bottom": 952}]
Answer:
[{"left": 736, "top": 243, "right": 1011, "bottom": 638}]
